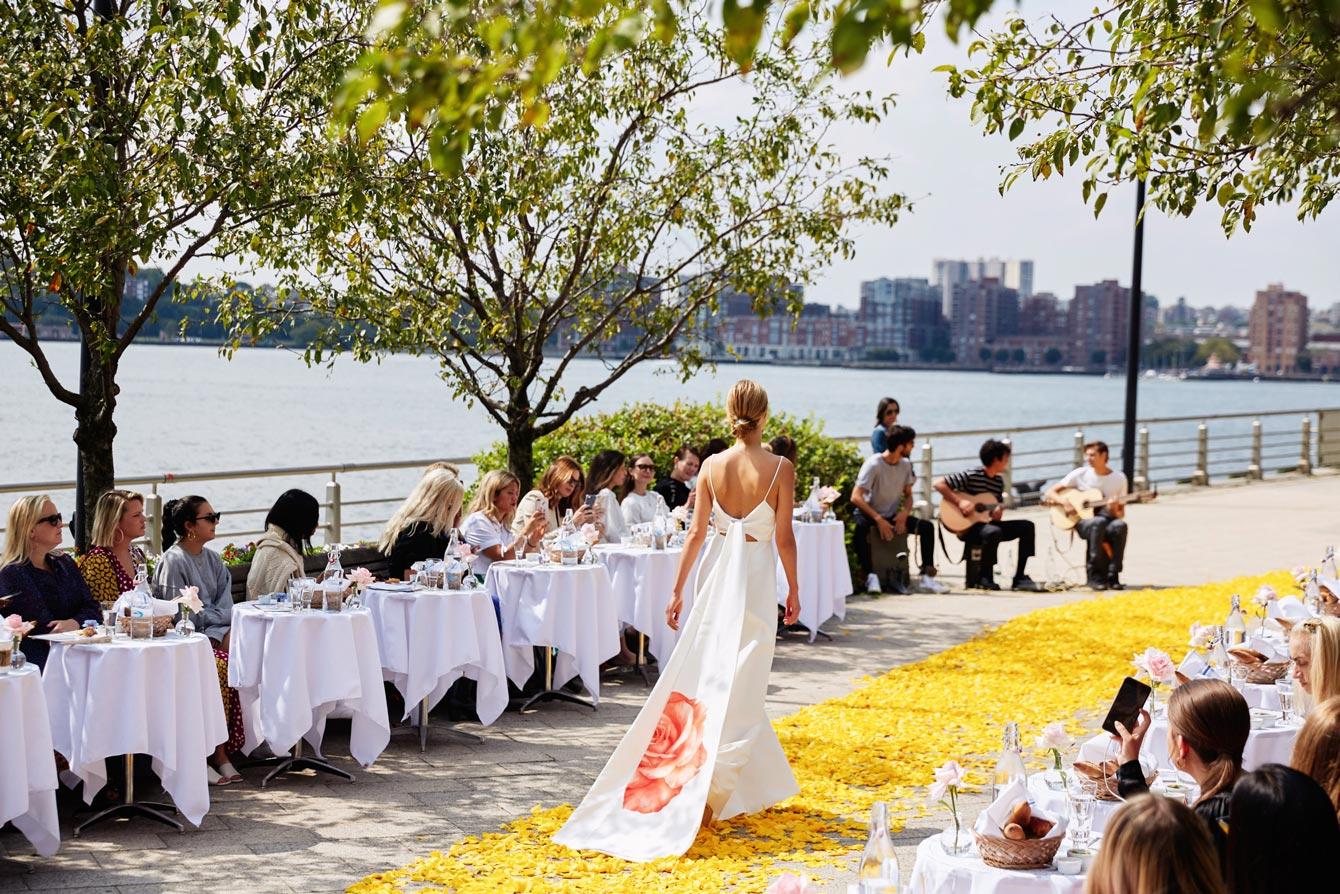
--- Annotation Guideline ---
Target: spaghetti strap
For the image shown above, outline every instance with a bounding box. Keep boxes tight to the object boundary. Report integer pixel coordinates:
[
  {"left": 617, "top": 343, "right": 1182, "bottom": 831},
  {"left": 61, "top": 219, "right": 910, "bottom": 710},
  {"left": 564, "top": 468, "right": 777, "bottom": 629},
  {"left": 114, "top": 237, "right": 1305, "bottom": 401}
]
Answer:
[
  {"left": 707, "top": 457, "right": 718, "bottom": 501},
  {"left": 765, "top": 457, "right": 784, "bottom": 497}
]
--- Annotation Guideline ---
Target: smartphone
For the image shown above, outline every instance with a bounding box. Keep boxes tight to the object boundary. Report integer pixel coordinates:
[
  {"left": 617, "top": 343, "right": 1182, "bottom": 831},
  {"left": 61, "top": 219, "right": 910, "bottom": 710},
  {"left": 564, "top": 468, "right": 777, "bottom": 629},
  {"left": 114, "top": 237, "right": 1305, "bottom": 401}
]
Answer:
[
  {"left": 1101, "top": 676, "right": 1153, "bottom": 737},
  {"left": 583, "top": 494, "right": 597, "bottom": 508}
]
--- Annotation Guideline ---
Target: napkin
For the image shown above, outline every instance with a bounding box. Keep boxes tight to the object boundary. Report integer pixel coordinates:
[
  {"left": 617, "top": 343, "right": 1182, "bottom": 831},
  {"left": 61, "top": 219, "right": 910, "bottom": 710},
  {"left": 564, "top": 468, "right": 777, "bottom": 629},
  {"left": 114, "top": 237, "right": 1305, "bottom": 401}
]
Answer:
[
  {"left": 1179, "top": 651, "right": 1221, "bottom": 681},
  {"left": 111, "top": 592, "right": 179, "bottom": 617},
  {"left": 974, "top": 778, "right": 1067, "bottom": 839},
  {"left": 1272, "top": 595, "right": 1313, "bottom": 621},
  {"left": 1243, "top": 636, "right": 1282, "bottom": 662}
]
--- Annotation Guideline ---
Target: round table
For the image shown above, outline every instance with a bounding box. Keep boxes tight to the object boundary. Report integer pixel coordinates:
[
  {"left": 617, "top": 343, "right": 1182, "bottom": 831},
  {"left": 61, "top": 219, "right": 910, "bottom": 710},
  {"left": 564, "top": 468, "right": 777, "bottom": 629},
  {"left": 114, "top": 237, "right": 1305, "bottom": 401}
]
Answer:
[
  {"left": 484, "top": 561, "right": 620, "bottom": 709},
  {"left": 43, "top": 633, "right": 227, "bottom": 829},
  {"left": 593, "top": 545, "right": 690, "bottom": 664},
  {"left": 777, "top": 520, "right": 851, "bottom": 641},
  {"left": 0, "top": 666, "right": 60, "bottom": 856},
  {"left": 229, "top": 604, "right": 390, "bottom": 778},
  {"left": 909, "top": 831, "right": 1084, "bottom": 893},
  {"left": 363, "top": 584, "right": 509, "bottom": 726}
]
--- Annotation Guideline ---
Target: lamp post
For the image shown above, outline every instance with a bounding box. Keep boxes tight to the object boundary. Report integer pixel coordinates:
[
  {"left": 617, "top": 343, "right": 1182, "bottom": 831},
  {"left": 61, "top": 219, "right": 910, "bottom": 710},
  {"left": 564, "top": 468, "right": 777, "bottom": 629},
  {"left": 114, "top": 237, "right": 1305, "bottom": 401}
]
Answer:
[{"left": 1122, "top": 178, "right": 1146, "bottom": 486}]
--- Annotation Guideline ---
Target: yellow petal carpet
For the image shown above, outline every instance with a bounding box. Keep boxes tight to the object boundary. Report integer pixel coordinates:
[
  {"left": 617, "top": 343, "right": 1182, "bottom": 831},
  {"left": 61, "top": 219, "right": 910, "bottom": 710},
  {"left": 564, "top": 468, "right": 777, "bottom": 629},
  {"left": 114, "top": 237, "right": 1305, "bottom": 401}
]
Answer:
[{"left": 349, "top": 572, "right": 1290, "bottom": 894}]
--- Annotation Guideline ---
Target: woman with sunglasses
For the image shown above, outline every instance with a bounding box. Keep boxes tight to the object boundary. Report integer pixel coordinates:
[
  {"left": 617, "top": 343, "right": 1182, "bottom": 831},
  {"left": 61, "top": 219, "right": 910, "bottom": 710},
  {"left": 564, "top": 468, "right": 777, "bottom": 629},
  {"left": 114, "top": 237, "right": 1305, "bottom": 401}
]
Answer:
[
  {"left": 512, "top": 456, "right": 598, "bottom": 541},
  {"left": 153, "top": 495, "right": 243, "bottom": 784},
  {"left": 621, "top": 453, "right": 670, "bottom": 526},
  {"left": 0, "top": 496, "right": 101, "bottom": 670},
  {"left": 870, "top": 397, "right": 900, "bottom": 454}
]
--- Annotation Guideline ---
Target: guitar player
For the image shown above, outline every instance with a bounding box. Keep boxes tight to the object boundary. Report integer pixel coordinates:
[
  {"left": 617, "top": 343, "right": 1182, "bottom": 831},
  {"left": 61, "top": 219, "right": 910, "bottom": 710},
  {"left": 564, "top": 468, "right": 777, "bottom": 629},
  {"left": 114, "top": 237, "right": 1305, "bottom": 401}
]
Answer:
[
  {"left": 933, "top": 439, "right": 1039, "bottom": 592},
  {"left": 1043, "top": 440, "right": 1128, "bottom": 591}
]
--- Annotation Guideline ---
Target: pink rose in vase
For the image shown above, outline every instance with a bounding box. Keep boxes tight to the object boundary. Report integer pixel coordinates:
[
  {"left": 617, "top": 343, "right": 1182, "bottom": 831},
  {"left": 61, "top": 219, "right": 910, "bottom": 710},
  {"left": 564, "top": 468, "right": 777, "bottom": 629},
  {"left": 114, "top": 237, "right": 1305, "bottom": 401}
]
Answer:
[{"left": 623, "top": 691, "right": 708, "bottom": 814}]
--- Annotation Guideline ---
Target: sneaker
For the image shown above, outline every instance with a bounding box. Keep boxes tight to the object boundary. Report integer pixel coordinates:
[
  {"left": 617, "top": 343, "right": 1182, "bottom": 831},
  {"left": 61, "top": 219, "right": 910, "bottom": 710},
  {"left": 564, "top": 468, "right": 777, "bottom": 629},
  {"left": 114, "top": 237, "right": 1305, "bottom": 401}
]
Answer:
[
  {"left": 1012, "top": 575, "right": 1041, "bottom": 592},
  {"left": 919, "top": 574, "right": 950, "bottom": 594},
  {"left": 865, "top": 573, "right": 882, "bottom": 594},
  {"left": 887, "top": 578, "right": 910, "bottom": 595}
]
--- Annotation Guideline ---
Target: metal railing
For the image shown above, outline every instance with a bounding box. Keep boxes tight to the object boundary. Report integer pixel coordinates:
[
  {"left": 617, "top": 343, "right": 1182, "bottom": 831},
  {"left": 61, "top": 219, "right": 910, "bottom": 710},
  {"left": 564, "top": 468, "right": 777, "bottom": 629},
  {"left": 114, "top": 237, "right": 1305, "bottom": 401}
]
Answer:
[{"left": 2, "top": 407, "right": 1337, "bottom": 551}]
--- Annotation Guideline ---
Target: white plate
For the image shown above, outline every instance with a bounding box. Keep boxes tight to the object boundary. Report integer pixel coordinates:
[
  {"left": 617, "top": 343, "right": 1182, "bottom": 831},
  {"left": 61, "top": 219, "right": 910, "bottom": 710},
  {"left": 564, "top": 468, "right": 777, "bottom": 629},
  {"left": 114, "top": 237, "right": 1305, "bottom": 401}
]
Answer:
[{"left": 31, "top": 631, "right": 112, "bottom": 644}]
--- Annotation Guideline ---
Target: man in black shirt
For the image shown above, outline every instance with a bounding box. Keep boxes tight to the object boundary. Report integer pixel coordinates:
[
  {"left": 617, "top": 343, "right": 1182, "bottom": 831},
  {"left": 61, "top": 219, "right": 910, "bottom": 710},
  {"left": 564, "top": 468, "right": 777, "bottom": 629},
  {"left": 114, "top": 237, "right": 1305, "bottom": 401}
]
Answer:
[
  {"left": 933, "top": 438, "right": 1039, "bottom": 591},
  {"left": 654, "top": 445, "right": 700, "bottom": 511}
]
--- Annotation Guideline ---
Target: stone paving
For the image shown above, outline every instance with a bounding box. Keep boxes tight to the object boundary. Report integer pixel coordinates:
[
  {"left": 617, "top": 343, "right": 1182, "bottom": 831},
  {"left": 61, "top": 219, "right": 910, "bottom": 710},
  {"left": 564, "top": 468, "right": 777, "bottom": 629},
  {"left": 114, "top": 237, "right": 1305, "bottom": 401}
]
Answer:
[{"left": 2, "top": 471, "right": 1336, "bottom": 893}]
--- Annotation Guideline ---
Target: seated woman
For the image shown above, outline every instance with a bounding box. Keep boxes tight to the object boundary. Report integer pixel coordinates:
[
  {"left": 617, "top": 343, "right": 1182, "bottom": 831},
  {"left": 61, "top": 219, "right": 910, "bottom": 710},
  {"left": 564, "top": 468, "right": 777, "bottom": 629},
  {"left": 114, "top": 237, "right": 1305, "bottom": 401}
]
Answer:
[
  {"left": 1291, "top": 695, "right": 1340, "bottom": 818},
  {"left": 1086, "top": 794, "right": 1221, "bottom": 894},
  {"left": 460, "top": 470, "right": 547, "bottom": 578},
  {"left": 79, "top": 489, "right": 148, "bottom": 603},
  {"left": 586, "top": 450, "right": 628, "bottom": 544},
  {"left": 152, "top": 496, "right": 243, "bottom": 785},
  {"left": 247, "top": 489, "right": 320, "bottom": 599},
  {"left": 768, "top": 435, "right": 797, "bottom": 465},
  {"left": 1112, "top": 677, "right": 1248, "bottom": 866},
  {"left": 620, "top": 453, "right": 669, "bottom": 526},
  {"left": 378, "top": 468, "right": 466, "bottom": 580},
  {"left": 0, "top": 495, "right": 100, "bottom": 670},
  {"left": 1290, "top": 616, "right": 1340, "bottom": 713},
  {"left": 1226, "top": 764, "right": 1340, "bottom": 894},
  {"left": 513, "top": 456, "right": 597, "bottom": 540}
]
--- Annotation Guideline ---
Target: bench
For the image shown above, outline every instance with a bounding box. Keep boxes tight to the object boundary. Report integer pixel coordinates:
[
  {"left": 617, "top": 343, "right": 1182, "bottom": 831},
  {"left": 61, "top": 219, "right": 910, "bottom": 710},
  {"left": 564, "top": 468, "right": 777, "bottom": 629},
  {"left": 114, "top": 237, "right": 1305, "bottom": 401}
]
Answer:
[{"left": 228, "top": 547, "right": 391, "bottom": 604}]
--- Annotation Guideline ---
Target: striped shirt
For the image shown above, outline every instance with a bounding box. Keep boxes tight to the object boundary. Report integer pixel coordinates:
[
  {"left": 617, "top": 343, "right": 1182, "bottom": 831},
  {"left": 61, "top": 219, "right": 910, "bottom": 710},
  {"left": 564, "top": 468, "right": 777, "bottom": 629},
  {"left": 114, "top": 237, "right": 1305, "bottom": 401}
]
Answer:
[{"left": 944, "top": 467, "right": 1005, "bottom": 500}]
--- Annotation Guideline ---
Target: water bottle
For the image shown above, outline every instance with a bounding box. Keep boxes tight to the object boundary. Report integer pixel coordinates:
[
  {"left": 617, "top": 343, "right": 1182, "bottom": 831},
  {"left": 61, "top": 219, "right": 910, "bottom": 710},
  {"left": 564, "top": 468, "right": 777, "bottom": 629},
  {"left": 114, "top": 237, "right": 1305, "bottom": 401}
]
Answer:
[
  {"left": 324, "top": 544, "right": 345, "bottom": 581},
  {"left": 1225, "top": 594, "right": 1247, "bottom": 647},
  {"left": 445, "top": 527, "right": 461, "bottom": 562},
  {"left": 991, "top": 722, "right": 1027, "bottom": 801},
  {"left": 806, "top": 476, "right": 821, "bottom": 522},
  {"left": 858, "top": 801, "right": 898, "bottom": 882},
  {"left": 562, "top": 508, "right": 575, "bottom": 536},
  {"left": 1306, "top": 571, "right": 1323, "bottom": 615},
  {"left": 129, "top": 571, "right": 153, "bottom": 639}
]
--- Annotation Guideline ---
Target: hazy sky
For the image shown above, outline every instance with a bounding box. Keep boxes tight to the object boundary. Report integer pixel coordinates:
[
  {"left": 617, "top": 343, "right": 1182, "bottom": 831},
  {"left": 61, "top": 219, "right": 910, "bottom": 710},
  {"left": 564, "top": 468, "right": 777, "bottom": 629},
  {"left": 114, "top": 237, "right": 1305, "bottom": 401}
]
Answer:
[{"left": 182, "top": 1, "right": 1337, "bottom": 312}]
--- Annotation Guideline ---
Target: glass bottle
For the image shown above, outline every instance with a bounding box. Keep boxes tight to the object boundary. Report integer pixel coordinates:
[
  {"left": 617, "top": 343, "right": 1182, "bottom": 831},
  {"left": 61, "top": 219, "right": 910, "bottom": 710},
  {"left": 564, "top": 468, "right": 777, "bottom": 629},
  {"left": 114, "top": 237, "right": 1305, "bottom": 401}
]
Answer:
[
  {"left": 1225, "top": 594, "right": 1247, "bottom": 647},
  {"left": 858, "top": 801, "right": 897, "bottom": 881},
  {"left": 807, "top": 476, "right": 821, "bottom": 521},
  {"left": 324, "top": 543, "right": 344, "bottom": 581},
  {"left": 1306, "top": 571, "right": 1323, "bottom": 615},
  {"left": 991, "top": 722, "right": 1027, "bottom": 801}
]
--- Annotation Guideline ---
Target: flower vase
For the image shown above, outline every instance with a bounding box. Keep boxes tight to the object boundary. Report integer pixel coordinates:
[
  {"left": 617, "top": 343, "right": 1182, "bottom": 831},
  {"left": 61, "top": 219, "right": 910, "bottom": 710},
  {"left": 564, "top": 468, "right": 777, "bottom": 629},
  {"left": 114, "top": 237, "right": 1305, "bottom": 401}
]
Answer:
[
  {"left": 1149, "top": 683, "right": 1165, "bottom": 718},
  {"left": 175, "top": 608, "right": 196, "bottom": 638},
  {"left": 1045, "top": 753, "right": 1068, "bottom": 791},
  {"left": 942, "top": 822, "right": 970, "bottom": 856},
  {"left": 10, "top": 635, "right": 25, "bottom": 671}
]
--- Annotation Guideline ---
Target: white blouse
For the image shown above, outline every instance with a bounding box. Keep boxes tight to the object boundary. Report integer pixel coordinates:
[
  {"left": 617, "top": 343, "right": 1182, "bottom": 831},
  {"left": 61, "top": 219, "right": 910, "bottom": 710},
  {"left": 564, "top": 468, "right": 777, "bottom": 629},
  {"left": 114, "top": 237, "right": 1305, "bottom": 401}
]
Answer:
[
  {"left": 461, "top": 511, "right": 516, "bottom": 578},
  {"left": 621, "top": 489, "right": 669, "bottom": 526}
]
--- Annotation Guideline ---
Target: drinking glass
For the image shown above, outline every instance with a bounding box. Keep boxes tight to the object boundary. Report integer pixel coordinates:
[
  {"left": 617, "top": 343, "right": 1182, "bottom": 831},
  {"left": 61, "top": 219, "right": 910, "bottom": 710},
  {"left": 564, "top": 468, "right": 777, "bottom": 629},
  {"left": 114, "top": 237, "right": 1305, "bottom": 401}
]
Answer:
[
  {"left": 288, "top": 579, "right": 304, "bottom": 612},
  {"left": 300, "top": 579, "right": 315, "bottom": 612},
  {"left": 0, "top": 634, "right": 12, "bottom": 676},
  {"left": 1276, "top": 678, "right": 1295, "bottom": 724},
  {"left": 1067, "top": 792, "right": 1095, "bottom": 847},
  {"left": 1229, "top": 662, "right": 1248, "bottom": 693}
]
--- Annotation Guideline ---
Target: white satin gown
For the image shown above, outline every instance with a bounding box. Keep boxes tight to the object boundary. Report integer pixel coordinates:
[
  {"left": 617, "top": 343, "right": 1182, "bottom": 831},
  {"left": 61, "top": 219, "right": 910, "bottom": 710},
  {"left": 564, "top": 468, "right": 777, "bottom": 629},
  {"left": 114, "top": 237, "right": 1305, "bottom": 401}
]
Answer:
[{"left": 553, "top": 458, "right": 799, "bottom": 861}]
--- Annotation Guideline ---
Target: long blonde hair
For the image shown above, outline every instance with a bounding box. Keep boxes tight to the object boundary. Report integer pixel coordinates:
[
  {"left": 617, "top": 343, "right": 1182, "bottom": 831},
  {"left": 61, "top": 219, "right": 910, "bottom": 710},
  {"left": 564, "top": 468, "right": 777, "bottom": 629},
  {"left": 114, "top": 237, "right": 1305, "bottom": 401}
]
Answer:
[
  {"left": 1, "top": 495, "right": 53, "bottom": 568},
  {"left": 1292, "top": 695, "right": 1340, "bottom": 819},
  {"left": 378, "top": 469, "right": 465, "bottom": 554},
  {"left": 466, "top": 470, "right": 522, "bottom": 527},
  {"left": 1294, "top": 617, "right": 1340, "bottom": 710},
  {"left": 90, "top": 489, "right": 144, "bottom": 550},
  {"left": 1085, "top": 794, "right": 1221, "bottom": 894}
]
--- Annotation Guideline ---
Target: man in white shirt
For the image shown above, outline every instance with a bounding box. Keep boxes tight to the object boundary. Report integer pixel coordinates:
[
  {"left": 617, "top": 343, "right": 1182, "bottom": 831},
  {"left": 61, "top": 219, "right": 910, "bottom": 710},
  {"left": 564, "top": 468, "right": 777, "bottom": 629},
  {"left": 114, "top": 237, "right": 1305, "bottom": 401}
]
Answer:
[
  {"left": 1044, "top": 440, "right": 1129, "bottom": 590},
  {"left": 850, "top": 425, "right": 949, "bottom": 595}
]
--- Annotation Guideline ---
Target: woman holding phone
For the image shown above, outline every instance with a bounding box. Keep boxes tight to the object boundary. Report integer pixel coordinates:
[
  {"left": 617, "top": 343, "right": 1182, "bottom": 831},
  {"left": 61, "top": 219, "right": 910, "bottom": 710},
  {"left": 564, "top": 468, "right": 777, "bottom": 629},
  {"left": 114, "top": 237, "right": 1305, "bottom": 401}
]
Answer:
[{"left": 512, "top": 456, "right": 599, "bottom": 540}]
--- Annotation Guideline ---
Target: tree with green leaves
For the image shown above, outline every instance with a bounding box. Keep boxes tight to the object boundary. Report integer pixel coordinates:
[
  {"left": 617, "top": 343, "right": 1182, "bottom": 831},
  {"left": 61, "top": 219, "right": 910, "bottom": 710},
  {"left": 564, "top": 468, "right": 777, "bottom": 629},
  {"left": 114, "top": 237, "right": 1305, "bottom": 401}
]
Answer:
[
  {"left": 1195, "top": 335, "right": 1241, "bottom": 366},
  {"left": 341, "top": 0, "right": 998, "bottom": 174},
  {"left": 0, "top": 1, "right": 364, "bottom": 541},
  {"left": 222, "top": 3, "right": 903, "bottom": 487},
  {"left": 945, "top": 2, "right": 1340, "bottom": 234}
]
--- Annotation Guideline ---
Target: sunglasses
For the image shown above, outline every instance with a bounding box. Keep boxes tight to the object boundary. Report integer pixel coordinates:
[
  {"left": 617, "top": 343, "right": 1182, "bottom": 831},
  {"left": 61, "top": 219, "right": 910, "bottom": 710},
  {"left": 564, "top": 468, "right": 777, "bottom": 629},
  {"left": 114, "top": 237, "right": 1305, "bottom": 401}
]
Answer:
[
  {"left": 37, "top": 513, "right": 62, "bottom": 527},
  {"left": 884, "top": 409, "right": 899, "bottom": 416},
  {"left": 633, "top": 464, "right": 656, "bottom": 471},
  {"left": 195, "top": 513, "right": 222, "bottom": 524}
]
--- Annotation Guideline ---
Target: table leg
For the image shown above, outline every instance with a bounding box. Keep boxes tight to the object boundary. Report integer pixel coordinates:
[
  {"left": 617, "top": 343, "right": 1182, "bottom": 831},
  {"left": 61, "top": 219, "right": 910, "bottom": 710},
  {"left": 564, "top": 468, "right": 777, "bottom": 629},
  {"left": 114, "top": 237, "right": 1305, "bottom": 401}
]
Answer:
[
  {"left": 390, "top": 696, "right": 484, "bottom": 752},
  {"left": 259, "top": 739, "right": 354, "bottom": 788},
  {"left": 73, "top": 754, "right": 183, "bottom": 837},
  {"left": 520, "top": 647, "right": 596, "bottom": 713},
  {"left": 635, "top": 631, "right": 652, "bottom": 685}
]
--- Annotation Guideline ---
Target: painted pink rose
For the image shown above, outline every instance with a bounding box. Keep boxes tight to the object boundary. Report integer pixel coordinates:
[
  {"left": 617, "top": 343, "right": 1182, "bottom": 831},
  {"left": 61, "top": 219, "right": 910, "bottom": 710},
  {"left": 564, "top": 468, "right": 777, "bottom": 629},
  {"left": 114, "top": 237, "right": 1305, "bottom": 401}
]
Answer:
[{"left": 623, "top": 691, "right": 707, "bottom": 814}]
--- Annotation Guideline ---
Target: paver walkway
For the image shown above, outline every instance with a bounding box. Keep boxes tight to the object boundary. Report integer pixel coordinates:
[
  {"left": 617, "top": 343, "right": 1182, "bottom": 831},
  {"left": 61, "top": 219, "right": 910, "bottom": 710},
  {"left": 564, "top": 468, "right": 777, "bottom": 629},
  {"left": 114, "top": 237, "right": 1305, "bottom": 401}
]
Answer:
[{"left": 2, "top": 472, "right": 1335, "bottom": 893}]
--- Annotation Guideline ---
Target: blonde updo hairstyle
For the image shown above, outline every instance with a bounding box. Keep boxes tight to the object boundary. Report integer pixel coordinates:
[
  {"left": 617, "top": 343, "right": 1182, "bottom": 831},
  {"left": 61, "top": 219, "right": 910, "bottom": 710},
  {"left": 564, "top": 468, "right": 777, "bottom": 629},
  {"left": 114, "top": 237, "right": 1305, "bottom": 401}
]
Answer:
[
  {"left": 727, "top": 379, "right": 769, "bottom": 440},
  {"left": 1293, "top": 617, "right": 1340, "bottom": 711}
]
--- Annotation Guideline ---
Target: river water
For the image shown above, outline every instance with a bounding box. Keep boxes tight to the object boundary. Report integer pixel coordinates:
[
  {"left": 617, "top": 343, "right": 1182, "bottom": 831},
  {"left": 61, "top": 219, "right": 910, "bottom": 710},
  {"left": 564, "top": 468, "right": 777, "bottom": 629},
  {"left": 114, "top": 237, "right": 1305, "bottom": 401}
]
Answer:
[{"left": 3, "top": 342, "right": 1336, "bottom": 543}]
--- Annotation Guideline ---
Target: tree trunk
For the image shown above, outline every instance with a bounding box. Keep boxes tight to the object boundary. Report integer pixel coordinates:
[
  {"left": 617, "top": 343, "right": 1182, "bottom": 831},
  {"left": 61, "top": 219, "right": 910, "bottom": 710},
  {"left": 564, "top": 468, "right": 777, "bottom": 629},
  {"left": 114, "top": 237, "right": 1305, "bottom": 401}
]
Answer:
[
  {"left": 71, "top": 353, "right": 118, "bottom": 550},
  {"left": 506, "top": 424, "right": 537, "bottom": 492}
]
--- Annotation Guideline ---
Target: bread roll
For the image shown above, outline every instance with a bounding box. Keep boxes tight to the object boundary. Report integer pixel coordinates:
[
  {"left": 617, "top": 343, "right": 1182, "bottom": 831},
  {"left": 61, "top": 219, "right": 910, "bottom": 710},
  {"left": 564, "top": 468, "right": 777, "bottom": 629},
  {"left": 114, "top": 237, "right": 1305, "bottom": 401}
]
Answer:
[
  {"left": 1072, "top": 761, "right": 1106, "bottom": 780},
  {"left": 1005, "top": 801, "right": 1031, "bottom": 828},
  {"left": 1026, "top": 816, "right": 1054, "bottom": 839},
  {"left": 1002, "top": 822, "right": 1026, "bottom": 840},
  {"left": 1227, "top": 647, "right": 1268, "bottom": 664}
]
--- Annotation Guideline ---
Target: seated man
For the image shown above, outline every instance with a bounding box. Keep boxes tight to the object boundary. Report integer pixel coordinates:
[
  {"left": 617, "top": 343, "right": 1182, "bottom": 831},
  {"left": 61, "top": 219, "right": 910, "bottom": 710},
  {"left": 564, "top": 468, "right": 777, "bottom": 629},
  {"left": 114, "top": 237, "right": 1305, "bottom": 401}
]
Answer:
[
  {"left": 850, "top": 425, "right": 949, "bottom": 594},
  {"left": 933, "top": 439, "right": 1039, "bottom": 591},
  {"left": 1044, "top": 440, "right": 1128, "bottom": 590}
]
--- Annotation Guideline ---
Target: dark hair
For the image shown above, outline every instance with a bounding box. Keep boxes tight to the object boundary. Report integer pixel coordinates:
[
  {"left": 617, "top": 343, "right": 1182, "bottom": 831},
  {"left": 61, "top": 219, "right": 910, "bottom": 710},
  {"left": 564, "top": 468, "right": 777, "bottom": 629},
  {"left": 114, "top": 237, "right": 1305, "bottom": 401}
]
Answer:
[
  {"left": 979, "top": 438, "right": 1011, "bottom": 466},
  {"left": 587, "top": 450, "right": 628, "bottom": 498},
  {"left": 885, "top": 425, "right": 916, "bottom": 452},
  {"left": 875, "top": 396, "right": 900, "bottom": 426},
  {"left": 673, "top": 444, "right": 700, "bottom": 463},
  {"left": 264, "top": 489, "right": 320, "bottom": 550},
  {"left": 699, "top": 438, "right": 729, "bottom": 464},
  {"left": 1084, "top": 440, "right": 1110, "bottom": 457},
  {"left": 1227, "top": 764, "right": 1340, "bottom": 894},
  {"left": 161, "top": 495, "right": 209, "bottom": 550},
  {"left": 768, "top": 435, "right": 797, "bottom": 464},
  {"left": 1167, "top": 678, "right": 1249, "bottom": 804}
]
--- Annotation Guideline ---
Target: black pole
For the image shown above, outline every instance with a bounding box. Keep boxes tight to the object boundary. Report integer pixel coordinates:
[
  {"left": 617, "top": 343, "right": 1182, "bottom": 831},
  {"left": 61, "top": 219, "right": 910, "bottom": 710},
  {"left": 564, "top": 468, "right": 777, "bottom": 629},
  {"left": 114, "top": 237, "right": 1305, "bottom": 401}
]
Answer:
[{"left": 1122, "top": 178, "right": 1146, "bottom": 486}]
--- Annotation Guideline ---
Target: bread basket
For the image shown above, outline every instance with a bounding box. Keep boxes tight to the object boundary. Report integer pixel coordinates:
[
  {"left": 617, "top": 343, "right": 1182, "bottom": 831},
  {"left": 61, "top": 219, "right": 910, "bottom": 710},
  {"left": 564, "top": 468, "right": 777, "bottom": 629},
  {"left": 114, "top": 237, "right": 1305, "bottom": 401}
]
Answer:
[
  {"left": 1241, "top": 660, "right": 1289, "bottom": 684},
  {"left": 116, "top": 614, "right": 174, "bottom": 637},
  {"left": 972, "top": 831, "right": 1063, "bottom": 870}
]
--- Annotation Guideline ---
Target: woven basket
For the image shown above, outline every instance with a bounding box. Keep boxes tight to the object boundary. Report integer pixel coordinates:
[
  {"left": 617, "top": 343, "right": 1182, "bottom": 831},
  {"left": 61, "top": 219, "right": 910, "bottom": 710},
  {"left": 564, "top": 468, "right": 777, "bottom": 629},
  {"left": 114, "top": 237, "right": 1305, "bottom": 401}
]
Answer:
[
  {"left": 972, "top": 830, "right": 1063, "bottom": 869},
  {"left": 1242, "top": 660, "right": 1289, "bottom": 684},
  {"left": 116, "top": 614, "right": 174, "bottom": 637},
  {"left": 1080, "top": 771, "right": 1157, "bottom": 802}
]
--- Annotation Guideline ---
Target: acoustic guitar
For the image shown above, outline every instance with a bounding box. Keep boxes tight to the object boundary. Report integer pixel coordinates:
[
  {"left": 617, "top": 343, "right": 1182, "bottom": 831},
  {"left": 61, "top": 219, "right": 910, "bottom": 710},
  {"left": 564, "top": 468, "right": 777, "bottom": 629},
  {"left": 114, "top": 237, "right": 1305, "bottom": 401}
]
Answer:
[
  {"left": 937, "top": 492, "right": 1001, "bottom": 535},
  {"left": 1047, "top": 488, "right": 1157, "bottom": 531}
]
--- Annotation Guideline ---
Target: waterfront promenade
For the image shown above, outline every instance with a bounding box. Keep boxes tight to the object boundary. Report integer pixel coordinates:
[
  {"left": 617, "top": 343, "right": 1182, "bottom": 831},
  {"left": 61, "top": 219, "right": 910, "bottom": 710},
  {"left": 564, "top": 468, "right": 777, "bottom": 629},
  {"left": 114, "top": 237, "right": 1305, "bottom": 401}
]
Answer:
[{"left": 2, "top": 472, "right": 1335, "bottom": 893}]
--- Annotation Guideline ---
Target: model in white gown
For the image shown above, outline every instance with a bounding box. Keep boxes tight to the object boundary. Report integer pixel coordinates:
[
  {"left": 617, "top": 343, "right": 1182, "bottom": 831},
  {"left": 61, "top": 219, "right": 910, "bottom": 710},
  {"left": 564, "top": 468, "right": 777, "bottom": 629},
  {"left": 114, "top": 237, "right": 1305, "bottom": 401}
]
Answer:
[{"left": 553, "top": 456, "right": 799, "bottom": 862}]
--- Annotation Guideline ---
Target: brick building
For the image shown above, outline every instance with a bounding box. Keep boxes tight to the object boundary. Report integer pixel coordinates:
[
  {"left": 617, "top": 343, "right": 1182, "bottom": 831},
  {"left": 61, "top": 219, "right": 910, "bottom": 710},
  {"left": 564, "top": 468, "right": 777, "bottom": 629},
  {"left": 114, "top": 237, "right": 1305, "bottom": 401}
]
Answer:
[
  {"left": 1069, "top": 280, "right": 1132, "bottom": 369},
  {"left": 1249, "top": 284, "right": 1309, "bottom": 375}
]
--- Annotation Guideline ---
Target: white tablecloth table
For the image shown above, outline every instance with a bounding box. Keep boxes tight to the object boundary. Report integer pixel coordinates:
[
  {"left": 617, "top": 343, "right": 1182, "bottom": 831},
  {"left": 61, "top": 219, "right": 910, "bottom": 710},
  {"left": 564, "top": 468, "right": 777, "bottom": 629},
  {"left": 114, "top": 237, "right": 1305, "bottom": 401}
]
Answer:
[
  {"left": 43, "top": 634, "right": 227, "bottom": 827},
  {"left": 593, "top": 545, "right": 690, "bottom": 664},
  {"left": 1, "top": 666, "right": 60, "bottom": 855},
  {"left": 1078, "top": 713, "right": 1298, "bottom": 771},
  {"left": 229, "top": 604, "right": 390, "bottom": 767},
  {"left": 777, "top": 520, "right": 851, "bottom": 641},
  {"left": 485, "top": 561, "right": 620, "bottom": 705},
  {"left": 363, "top": 585, "right": 509, "bottom": 726},
  {"left": 910, "top": 832, "right": 1084, "bottom": 893}
]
